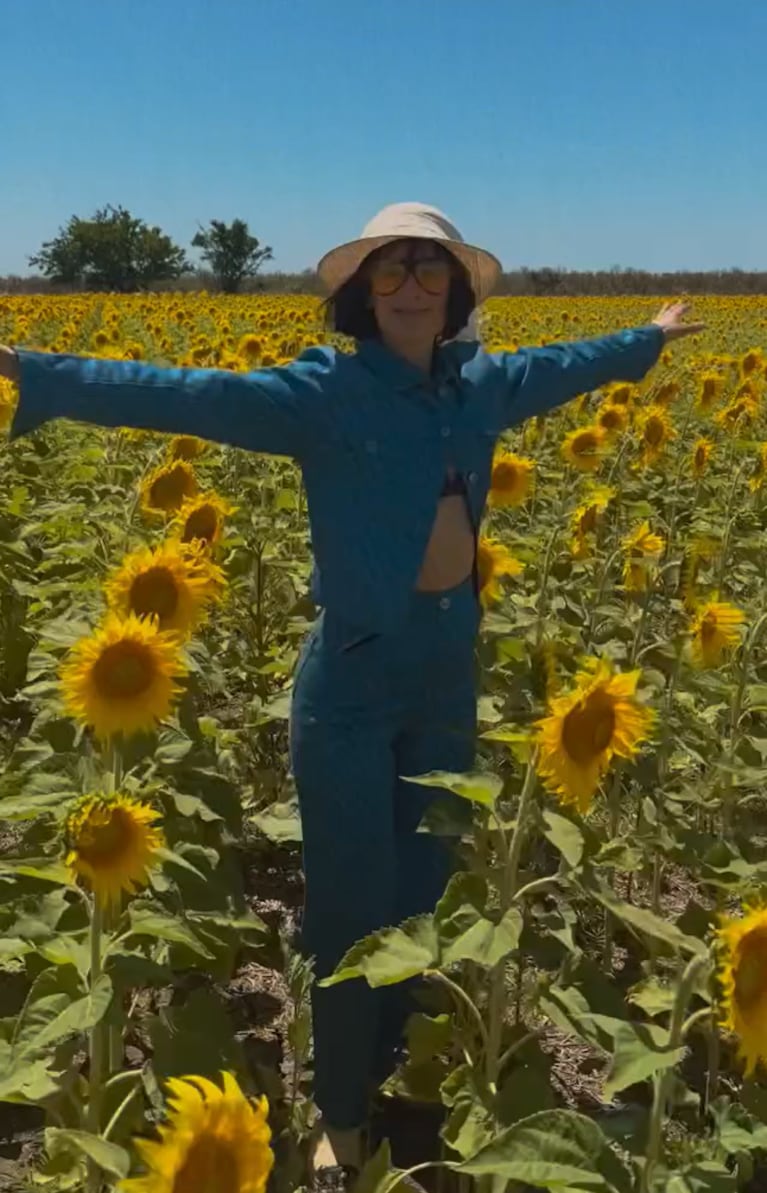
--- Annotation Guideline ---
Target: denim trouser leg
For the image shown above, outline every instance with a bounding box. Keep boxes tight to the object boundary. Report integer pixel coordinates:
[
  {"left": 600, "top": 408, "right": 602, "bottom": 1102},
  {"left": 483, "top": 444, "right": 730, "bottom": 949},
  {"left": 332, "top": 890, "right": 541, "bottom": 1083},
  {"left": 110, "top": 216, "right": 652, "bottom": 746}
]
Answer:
[{"left": 289, "top": 578, "right": 479, "bottom": 1129}]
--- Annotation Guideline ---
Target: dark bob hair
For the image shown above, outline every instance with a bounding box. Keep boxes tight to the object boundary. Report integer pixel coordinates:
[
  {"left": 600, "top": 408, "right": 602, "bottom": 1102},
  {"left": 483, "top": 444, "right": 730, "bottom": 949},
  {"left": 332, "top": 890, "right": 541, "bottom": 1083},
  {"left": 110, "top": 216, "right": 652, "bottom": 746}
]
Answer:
[{"left": 323, "top": 239, "right": 476, "bottom": 342}]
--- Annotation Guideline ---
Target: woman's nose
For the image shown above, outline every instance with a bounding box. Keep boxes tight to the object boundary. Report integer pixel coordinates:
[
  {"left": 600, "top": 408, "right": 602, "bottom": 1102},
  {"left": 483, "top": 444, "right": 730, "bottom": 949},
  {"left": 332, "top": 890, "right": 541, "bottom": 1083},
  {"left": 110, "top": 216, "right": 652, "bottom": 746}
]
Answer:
[{"left": 399, "top": 272, "right": 426, "bottom": 299}]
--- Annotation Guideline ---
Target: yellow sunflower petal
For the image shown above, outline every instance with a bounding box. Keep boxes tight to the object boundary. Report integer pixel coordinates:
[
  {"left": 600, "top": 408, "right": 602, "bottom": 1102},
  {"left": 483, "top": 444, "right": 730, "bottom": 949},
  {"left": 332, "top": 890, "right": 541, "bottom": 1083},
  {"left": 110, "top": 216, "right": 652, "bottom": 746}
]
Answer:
[
  {"left": 688, "top": 600, "right": 745, "bottom": 668},
  {"left": 105, "top": 541, "right": 226, "bottom": 638},
  {"left": 717, "top": 904, "right": 767, "bottom": 1077},
  {"left": 488, "top": 450, "right": 535, "bottom": 507},
  {"left": 118, "top": 1072, "right": 274, "bottom": 1193},
  {"left": 140, "top": 460, "right": 199, "bottom": 516},
  {"left": 535, "top": 660, "right": 654, "bottom": 813},
  {"left": 64, "top": 792, "right": 164, "bottom": 908},
  {"left": 59, "top": 612, "right": 188, "bottom": 741}
]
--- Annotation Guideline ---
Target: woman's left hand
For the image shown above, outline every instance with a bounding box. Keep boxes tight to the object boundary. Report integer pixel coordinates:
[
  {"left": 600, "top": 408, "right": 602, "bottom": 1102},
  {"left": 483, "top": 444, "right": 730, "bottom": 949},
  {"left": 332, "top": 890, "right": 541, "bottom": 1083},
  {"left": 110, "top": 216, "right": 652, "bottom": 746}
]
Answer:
[{"left": 651, "top": 300, "right": 705, "bottom": 342}]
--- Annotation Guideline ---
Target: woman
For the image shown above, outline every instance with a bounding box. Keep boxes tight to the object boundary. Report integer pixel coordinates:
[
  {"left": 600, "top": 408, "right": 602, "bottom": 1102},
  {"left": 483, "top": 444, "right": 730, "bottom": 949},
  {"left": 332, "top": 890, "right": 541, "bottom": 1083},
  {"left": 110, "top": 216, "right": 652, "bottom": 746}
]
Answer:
[{"left": 1, "top": 202, "right": 703, "bottom": 1188}]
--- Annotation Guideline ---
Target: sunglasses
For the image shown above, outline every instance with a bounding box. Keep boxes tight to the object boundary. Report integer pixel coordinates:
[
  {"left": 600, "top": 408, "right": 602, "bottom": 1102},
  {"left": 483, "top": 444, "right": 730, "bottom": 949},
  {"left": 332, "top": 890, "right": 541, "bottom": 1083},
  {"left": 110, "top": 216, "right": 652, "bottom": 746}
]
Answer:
[{"left": 368, "top": 253, "right": 453, "bottom": 297}]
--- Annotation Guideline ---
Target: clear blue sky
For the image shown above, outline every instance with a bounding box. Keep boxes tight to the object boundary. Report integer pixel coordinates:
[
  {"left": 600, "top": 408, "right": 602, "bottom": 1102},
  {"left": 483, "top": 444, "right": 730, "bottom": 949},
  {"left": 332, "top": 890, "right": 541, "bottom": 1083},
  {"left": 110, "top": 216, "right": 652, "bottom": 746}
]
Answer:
[{"left": 2, "top": 0, "right": 765, "bottom": 276}]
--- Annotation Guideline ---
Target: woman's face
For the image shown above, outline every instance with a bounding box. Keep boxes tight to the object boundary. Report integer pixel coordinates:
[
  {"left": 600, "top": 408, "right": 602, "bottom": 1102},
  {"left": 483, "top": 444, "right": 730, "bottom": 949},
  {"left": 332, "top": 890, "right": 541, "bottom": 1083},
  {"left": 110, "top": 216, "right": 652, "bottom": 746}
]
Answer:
[{"left": 366, "top": 239, "right": 453, "bottom": 349}]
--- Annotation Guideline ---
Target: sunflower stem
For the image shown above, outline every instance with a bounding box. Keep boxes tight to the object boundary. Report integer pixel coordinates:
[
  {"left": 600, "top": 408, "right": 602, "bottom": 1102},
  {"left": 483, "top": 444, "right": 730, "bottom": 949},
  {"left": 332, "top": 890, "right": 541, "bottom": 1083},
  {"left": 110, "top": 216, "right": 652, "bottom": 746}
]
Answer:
[
  {"left": 715, "top": 462, "right": 746, "bottom": 590},
  {"left": 602, "top": 765, "right": 625, "bottom": 972},
  {"left": 104, "top": 737, "right": 123, "bottom": 796},
  {"left": 649, "top": 650, "right": 683, "bottom": 943},
  {"left": 485, "top": 755, "right": 538, "bottom": 1092},
  {"left": 86, "top": 898, "right": 106, "bottom": 1193},
  {"left": 424, "top": 970, "right": 488, "bottom": 1063},
  {"left": 534, "top": 481, "right": 570, "bottom": 648},
  {"left": 628, "top": 581, "right": 655, "bottom": 668},
  {"left": 605, "top": 431, "right": 631, "bottom": 488},
  {"left": 704, "top": 1024, "right": 721, "bottom": 1115},
  {"left": 642, "top": 952, "right": 710, "bottom": 1193},
  {"left": 585, "top": 545, "right": 622, "bottom": 647},
  {"left": 662, "top": 384, "right": 697, "bottom": 566},
  {"left": 720, "top": 612, "right": 767, "bottom": 832}
]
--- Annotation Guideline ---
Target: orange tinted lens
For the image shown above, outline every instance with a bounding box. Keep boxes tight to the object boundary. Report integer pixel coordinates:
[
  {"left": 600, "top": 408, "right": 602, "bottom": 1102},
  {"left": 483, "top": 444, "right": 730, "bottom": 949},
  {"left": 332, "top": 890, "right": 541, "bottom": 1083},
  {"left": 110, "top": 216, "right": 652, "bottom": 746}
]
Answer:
[
  {"left": 414, "top": 259, "right": 451, "bottom": 293},
  {"left": 371, "top": 262, "right": 407, "bottom": 295}
]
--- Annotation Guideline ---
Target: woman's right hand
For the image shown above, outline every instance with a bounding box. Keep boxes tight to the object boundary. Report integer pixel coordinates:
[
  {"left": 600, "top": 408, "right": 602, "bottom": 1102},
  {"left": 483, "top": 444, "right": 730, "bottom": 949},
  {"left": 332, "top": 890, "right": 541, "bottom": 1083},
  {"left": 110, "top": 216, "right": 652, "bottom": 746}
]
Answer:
[{"left": 0, "top": 346, "right": 19, "bottom": 384}]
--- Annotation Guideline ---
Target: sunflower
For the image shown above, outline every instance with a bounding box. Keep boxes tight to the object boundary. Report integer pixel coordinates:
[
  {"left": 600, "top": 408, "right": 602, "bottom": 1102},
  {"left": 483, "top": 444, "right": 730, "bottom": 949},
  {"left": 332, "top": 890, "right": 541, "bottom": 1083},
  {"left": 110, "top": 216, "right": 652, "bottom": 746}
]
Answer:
[
  {"left": 171, "top": 491, "right": 238, "bottom": 549},
  {"left": 140, "top": 460, "right": 199, "bottom": 516},
  {"left": 717, "top": 904, "right": 767, "bottom": 1076},
  {"left": 605, "top": 383, "right": 636, "bottom": 408},
  {"left": 121, "top": 427, "right": 154, "bottom": 444},
  {"left": 748, "top": 444, "right": 767, "bottom": 493},
  {"left": 678, "top": 535, "right": 720, "bottom": 613},
  {"left": 692, "top": 438, "right": 714, "bottom": 478},
  {"left": 60, "top": 613, "right": 188, "bottom": 741},
  {"left": 741, "top": 349, "right": 764, "bottom": 379},
  {"left": 697, "top": 373, "right": 725, "bottom": 412},
  {"left": 0, "top": 378, "right": 18, "bottom": 432},
  {"left": 688, "top": 599, "right": 745, "bottom": 668},
  {"left": 570, "top": 485, "right": 615, "bottom": 558},
  {"left": 715, "top": 394, "right": 759, "bottom": 432},
  {"left": 65, "top": 792, "right": 164, "bottom": 908},
  {"left": 596, "top": 403, "right": 628, "bottom": 437},
  {"left": 488, "top": 450, "right": 535, "bottom": 507},
  {"left": 653, "top": 379, "right": 681, "bottom": 408},
  {"left": 118, "top": 1072, "right": 273, "bottom": 1193},
  {"left": 561, "top": 425, "right": 608, "bottom": 472},
  {"left": 622, "top": 522, "right": 665, "bottom": 593},
  {"left": 105, "top": 541, "right": 225, "bottom": 638},
  {"left": 637, "top": 405, "right": 676, "bottom": 465},
  {"left": 535, "top": 660, "right": 654, "bottom": 813},
  {"left": 237, "top": 332, "right": 263, "bottom": 362},
  {"left": 168, "top": 435, "right": 207, "bottom": 460},
  {"left": 476, "top": 536, "right": 523, "bottom": 606}
]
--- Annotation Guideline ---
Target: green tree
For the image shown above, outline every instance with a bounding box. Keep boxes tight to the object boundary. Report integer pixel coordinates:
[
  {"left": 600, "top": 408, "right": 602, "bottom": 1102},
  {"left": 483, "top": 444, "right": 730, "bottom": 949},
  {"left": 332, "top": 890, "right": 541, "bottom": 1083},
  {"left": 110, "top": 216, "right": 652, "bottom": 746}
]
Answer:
[
  {"left": 191, "top": 218, "right": 273, "bottom": 293},
  {"left": 29, "top": 205, "right": 189, "bottom": 292}
]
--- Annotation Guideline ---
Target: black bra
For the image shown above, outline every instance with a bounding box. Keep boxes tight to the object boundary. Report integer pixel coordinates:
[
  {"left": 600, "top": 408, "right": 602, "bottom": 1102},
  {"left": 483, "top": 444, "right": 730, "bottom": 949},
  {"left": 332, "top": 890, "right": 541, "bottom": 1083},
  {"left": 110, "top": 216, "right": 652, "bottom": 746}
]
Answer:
[{"left": 440, "top": 471, "right": 466, "bottom": 497}]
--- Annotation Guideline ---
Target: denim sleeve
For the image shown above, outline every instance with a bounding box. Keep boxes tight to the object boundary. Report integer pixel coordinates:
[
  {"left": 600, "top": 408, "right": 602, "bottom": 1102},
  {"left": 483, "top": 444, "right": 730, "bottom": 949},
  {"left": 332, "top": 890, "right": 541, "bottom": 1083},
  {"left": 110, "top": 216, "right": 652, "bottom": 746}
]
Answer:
[
  {"left": 493, "top": 324, "right": 664, "bottom": 427},
  {"left": 7, "top": 345, "right": 337, "bottom": 461}
]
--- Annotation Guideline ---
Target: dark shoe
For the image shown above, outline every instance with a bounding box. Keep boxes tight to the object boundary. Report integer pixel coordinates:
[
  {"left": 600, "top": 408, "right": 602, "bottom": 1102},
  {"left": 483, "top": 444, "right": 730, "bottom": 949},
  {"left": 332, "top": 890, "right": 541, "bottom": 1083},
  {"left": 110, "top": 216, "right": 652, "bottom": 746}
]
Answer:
[{"left": 311, "top": 1165, "right": 359, "bottom": 1193}]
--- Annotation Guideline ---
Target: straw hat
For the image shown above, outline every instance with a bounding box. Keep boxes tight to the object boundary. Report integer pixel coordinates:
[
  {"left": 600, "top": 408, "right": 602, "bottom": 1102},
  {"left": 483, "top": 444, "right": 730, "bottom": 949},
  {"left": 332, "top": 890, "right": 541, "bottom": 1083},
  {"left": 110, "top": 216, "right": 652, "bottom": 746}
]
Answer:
[{"left": 316, "top": 202, "right": 502, "bottom": 304}]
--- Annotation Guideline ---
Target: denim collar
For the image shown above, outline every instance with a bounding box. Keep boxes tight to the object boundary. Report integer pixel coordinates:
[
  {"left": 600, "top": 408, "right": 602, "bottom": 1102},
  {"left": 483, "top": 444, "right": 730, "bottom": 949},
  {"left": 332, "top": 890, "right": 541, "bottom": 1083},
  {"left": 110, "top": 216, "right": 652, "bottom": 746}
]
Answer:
[{"left": 355, "top": 337, "right": 461, "bottom": 393}]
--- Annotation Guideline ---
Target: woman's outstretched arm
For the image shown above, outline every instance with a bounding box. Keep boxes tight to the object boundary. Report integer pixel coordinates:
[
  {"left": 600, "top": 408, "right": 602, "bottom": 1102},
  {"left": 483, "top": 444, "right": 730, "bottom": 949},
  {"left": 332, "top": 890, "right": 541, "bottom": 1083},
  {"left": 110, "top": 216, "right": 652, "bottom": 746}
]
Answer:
[
  {"left": 0, "top": 344, "right": 337, "bottom": 461},
  {"left": 493, "top": 301, "right": 705, "bottom": 427}
]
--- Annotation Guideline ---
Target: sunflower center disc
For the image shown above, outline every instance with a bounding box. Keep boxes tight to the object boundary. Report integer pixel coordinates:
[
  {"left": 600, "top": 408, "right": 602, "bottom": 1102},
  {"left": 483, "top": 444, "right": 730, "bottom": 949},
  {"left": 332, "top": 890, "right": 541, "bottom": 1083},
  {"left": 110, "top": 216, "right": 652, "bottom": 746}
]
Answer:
[
  {"left": 77, "top": 807, "right": 133, "bottom": 867},
  {"left": 700, "top": 612, "right": 718, "bottom": 643},
  {"left": 581, "top": 507, "right": 598, "bottom": 534},
  {"left": 645, "top": 420, "right": 664, "bottom": 446},
  {"left": 93, "top": 642, "right": 154, "bottom": 698},
  {"left": 174, "top": 1133, "right": 240, "bottom": 1193},
  {"left": 183, "top": 506, "right": 217, "bottom": 543},
  {"left": 735, "top": 928, "right": 767, "bottom": 1014},
  {"left": 151, "top": 468, "right": 192, "bottom": 510},
  {"left": 131, "top": 567, "right": 180, "bottom": 620},
  {"left": 562, "top": 693, "right": 616, "bottom": 765}
]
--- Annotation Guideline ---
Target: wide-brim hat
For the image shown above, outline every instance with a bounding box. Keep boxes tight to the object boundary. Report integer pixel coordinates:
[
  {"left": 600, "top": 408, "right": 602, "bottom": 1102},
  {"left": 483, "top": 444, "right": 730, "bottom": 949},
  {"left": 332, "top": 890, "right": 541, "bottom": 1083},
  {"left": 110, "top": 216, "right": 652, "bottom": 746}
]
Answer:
[{"left": 316, "top": 202, "right": 502, "bottom": 304}]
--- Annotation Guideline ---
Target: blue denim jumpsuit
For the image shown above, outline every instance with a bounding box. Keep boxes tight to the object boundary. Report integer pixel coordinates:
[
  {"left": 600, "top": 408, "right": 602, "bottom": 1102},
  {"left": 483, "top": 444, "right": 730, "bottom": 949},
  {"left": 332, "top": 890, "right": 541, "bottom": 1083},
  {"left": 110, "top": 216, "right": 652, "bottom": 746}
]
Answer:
[{"left": 8, "top": 324, "right": 664, "bottom": 1126}]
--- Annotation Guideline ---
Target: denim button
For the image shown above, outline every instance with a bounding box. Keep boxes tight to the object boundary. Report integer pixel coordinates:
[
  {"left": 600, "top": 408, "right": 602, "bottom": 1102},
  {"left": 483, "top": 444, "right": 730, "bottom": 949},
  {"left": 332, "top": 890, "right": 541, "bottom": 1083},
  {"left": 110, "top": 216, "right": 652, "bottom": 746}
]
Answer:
[
  {"left": 440, "top": 426, "right": 451, "bottom": 438},
  {"left": 468, "top": 471, "right": 478, "bottom": 484},
  {"left": 439, "top": 596, "right": 451, "bottom": 610}
]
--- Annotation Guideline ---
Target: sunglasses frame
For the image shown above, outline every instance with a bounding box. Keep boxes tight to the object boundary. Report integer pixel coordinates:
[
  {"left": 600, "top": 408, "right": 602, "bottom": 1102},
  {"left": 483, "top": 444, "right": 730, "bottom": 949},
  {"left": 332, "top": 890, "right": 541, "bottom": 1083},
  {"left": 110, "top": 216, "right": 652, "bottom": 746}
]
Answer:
[{"left": 367, "top": 248, "right": 454, "bottom": 297}]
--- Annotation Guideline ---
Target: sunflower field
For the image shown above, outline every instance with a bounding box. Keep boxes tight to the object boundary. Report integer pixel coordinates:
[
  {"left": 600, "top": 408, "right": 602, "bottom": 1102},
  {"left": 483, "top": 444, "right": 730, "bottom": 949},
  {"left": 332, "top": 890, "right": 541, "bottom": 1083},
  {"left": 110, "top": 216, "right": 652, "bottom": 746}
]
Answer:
[{"left": 2, "top": 291, "right": 767, "bottom": 1193}]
